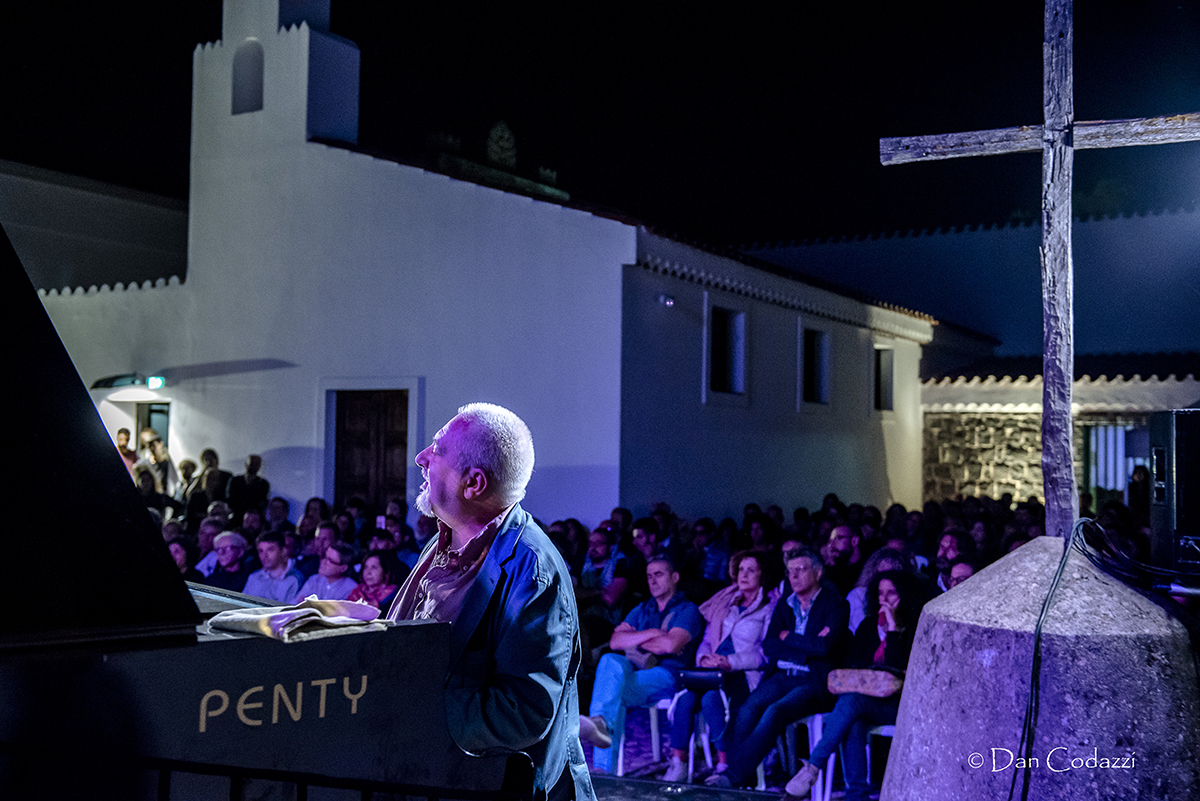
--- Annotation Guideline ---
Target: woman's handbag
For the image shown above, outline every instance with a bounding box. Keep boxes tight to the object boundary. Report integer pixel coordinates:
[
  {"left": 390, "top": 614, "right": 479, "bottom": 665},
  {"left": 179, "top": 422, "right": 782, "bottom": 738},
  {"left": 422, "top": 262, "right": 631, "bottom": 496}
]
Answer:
[
  {"left": 826, "top": 668, "right": 903, "bottom": 698},
  {"left": 677, "top": 668, "right": 726, "bottom": 693}
]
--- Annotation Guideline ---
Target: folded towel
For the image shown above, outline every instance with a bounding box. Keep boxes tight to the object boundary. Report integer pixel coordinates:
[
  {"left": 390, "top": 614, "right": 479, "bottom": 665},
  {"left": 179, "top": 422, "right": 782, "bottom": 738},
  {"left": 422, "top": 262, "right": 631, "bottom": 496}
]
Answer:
[{"left": 205, "top": 596, "right": 388, "bottom": 642}]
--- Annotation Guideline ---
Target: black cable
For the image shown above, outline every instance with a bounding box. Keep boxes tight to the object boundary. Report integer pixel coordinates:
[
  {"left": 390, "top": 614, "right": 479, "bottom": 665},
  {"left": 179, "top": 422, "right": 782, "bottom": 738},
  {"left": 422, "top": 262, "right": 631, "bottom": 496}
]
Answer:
[{"left": 1006, "top": 520, "right": 1082, "bottom": 801}]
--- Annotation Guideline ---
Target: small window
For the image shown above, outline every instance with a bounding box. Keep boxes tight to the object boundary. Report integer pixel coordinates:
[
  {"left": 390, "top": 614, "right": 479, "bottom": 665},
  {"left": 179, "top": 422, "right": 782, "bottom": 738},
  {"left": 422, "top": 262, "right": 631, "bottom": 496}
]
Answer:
[
  {"left": 232, "top": 39, "right": 265, "bottom": 115},
  {"left": 801, "top": 327, "right": 830, "bottom": 405},
  {"left": 709, "top": 305, "right": 746, "bottom": 395},
  {"left": 874, "top": 348, "right": 894, "bottom": 411}
]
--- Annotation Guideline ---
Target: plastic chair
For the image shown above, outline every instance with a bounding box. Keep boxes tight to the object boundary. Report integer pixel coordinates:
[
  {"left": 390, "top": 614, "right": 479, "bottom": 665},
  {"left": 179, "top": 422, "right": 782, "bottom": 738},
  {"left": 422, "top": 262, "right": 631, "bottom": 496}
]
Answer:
[
  {"left": 779, "top": 714, "right": 836, "bottom": 801},
  {"left": 664, "top": 688, "right": 727, "bottom": 781},
  {"left": 865, "top": 724, "right": 895, "bottom": 786},
  {"left": 615, "top": 696, "right": 673, "bottom": 777}
]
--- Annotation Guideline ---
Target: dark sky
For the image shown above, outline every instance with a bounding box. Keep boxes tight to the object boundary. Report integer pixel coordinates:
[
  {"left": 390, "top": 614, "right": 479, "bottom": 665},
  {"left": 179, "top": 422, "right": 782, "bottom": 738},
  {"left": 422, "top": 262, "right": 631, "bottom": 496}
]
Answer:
[{"left": 4, "top": 1, "right": 1200, "bottom": 245}]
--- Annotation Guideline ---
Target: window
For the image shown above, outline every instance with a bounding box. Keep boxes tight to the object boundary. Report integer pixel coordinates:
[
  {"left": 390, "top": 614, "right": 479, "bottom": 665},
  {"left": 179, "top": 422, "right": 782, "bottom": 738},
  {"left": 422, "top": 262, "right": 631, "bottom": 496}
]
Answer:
[
  {"left": 800, "top": 326, "right": 830, "bottom": 405},
  {"left": 709, "top": 305, "right": 746, "bottom": 395},
  {"left": 232, "top": 39, "right": 265, "bottom": 115},
  {"left": 874, "top": 347, "right": 894, "bottom": 411}
]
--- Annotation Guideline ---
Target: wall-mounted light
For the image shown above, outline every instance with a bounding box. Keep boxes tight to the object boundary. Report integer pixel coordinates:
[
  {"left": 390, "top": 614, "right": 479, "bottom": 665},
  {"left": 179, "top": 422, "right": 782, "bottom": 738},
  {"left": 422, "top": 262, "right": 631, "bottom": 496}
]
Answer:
[
  {"left": 658, "top": 294, "right": 675, "bottom": 307},
  {"left": 146, "top": 376, "right": 166, "bottom": 390}
]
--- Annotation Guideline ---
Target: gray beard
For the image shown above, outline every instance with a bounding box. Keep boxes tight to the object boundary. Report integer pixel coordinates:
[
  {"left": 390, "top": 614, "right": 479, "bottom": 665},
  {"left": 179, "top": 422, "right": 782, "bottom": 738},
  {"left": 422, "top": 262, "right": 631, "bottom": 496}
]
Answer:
[{"left": 415, "top": 485, "right": 433, "bottom": 517}]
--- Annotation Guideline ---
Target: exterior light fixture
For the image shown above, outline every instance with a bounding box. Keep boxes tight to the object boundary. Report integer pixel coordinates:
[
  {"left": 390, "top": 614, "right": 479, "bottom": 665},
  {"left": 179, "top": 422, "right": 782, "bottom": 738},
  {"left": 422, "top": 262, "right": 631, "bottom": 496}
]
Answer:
[{"left": 658, "top": 294, "right": 675, "bottom": 307}]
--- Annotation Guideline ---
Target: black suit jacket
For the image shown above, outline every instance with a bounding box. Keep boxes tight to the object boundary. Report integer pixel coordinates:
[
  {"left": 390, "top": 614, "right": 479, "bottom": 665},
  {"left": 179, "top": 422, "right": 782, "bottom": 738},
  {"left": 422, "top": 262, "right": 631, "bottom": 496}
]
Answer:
[{"left": 761, "top": 580, "right": 851, "bottom": 682}]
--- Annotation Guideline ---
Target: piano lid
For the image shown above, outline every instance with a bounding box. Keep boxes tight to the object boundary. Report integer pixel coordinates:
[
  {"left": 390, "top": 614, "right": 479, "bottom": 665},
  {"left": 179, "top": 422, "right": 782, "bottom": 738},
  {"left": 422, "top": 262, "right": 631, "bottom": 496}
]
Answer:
[{"left": 1, "top": 221, "right": 201, "bottom": 651}]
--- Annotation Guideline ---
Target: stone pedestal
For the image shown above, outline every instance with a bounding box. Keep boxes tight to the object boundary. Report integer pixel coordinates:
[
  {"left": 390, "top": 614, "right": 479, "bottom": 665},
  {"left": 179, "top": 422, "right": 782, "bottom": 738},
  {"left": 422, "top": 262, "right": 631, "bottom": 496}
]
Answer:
[{"left": 882, "top": 536, "right": 1198, "bottom": 800}]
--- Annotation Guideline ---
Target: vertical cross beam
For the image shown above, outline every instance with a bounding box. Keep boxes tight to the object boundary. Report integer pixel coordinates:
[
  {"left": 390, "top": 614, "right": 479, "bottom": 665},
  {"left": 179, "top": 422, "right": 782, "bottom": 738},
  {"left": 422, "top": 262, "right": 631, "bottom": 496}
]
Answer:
[{"left": 1041, "top": 0, "right": 1077, "bottom": 538}]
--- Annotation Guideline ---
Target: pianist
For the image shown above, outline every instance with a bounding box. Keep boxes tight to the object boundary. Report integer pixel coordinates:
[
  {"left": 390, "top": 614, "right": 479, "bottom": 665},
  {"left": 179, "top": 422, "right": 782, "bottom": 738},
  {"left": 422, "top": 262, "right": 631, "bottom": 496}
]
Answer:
[{"left": 388, "top": 403, "right": 594, "bottom": 801}]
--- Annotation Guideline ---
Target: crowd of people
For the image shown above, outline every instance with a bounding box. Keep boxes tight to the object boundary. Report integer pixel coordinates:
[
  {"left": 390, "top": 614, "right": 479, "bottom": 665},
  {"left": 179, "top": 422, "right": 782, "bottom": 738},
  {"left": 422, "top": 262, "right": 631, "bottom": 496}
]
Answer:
[
  {"left": 560, "top": 491, "right": 1154, "bottom": 796},
  {"left": 122, "top": 425, "right": 1157, "bottom": 796}
]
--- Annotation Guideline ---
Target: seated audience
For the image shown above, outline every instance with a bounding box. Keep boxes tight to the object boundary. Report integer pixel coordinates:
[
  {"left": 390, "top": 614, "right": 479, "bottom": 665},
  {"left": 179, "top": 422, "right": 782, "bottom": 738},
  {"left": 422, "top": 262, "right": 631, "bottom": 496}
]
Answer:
[
  {"left": 822, "top": 524, "right": 865, "bottom": 595},
  {"left": 707, "top": 549, "right": 849, "bottom": 789},
  {"left": 348, "top": 549, "right": 407, "bottom": 610},
  {"left": 135, "top": 465, "right": 183, "bottom": 521},
  {"left": 243, "top": 531, "right": 304, "bottom": 603},
  {"left": 166, "top": 536, "right": 203, "bottom": 582},
  {"left": 934, "top": 529, "right": 977, "bottom": 593},
  {"left": 266, "top": 496, "right": 295, "bottom": 534},
  {"left": 296, "top": 520, "right": 337, "bottom": 579},
  {"left": 580, "top": 556, "right": 705, "bottom": 774},
  {"left": 576, "top": 525, "right": 631, "bottom": 656},
  {"left": 846, "top": 547, "right": 907, "bottom": 632},
  {"left": 294, "top": 541, "right": 358, "bottom": 602},
  {"left": 947, "top": 558, "right": 977, "bottom": 589},
  {"left": 192, "top": 516, "right": 225, "bottom": 577},
  {"left": 204, "top": 532, "right": 252, "bottom": 592},
  {"left": 665, "top": 550, "right": 777, "bottom": 781},
  {"left": 783, "top": 570, "right": 927, "bottom": 801}
]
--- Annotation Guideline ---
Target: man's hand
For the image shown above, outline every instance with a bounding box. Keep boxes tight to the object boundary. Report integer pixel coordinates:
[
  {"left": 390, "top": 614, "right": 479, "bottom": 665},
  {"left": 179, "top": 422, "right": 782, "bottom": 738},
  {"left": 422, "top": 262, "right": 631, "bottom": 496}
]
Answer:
[
  {"left": 818, "top": 626, "right": 830, "bottom": 637},
  {"left": 699, "top": 654, "right": 731, "bottom": 670}
]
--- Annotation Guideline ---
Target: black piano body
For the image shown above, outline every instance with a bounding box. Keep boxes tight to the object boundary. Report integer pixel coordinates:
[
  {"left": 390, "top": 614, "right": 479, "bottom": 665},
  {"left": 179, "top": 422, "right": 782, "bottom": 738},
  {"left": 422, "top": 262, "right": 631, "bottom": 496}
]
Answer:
[
  {"left": 0, "top": 224, "right": 534, "bottom": 799},
  {"left": 0, "top": 588, "right": 533, "bottom": 800}
]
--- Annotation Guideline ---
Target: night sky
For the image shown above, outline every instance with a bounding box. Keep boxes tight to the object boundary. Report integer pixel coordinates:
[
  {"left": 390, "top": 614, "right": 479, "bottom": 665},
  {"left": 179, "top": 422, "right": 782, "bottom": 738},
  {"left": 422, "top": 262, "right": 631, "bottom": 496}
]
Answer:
[{"left": 4, "top": 1, "right": 1200, "bottom": 246}]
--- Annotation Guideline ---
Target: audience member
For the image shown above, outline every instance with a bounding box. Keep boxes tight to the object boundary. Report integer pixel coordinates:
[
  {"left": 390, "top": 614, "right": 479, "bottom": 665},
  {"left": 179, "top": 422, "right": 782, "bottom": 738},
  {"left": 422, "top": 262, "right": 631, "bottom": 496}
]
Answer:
[
  {"left": 576, "top": 526, "right": 631, "bottom": 657},
  {"left": 822, "top": 524, "right": 865, "bottom": 595},
  {"left": 243, "top": 531, "right": 303, "bottom": 603},
  {"left": 707, "top": 549, "right": 849, "bottom": 790},
  {"left": 846, "top": 547, "right": 908, "bottom": 631},
  {"left": 266, "top": 496, "right": 294, "bottom": 534},
  {"left": 166, "top": 536, "right": 203, "bottom": 582},
  {"left": 229, "top": 454, "right": 270, "bottom": 520},
  {"left": 294, "top": 541, "right": 358, "bottom": 602},
  {"left": 783, "top": 570, "right": 927, "bottom": 801},
  {"left": 135, "top": 465, "right": 183, "bottom": 521},
  {"left": 296, "top": 520, "right": 337, "bottom": 579},
  {"left": 204, "top": 531, "right": 252, "bottom": 592},
  {"left": 115, "top": 427, "right": 137, "bottom": 477},
  {"left": 665, "top": 550, "right": 777, "bottom": 781},
  {"left": 581, "top": 556, "right": 705, "bottom": 774},
  {"left": 136, "top": 428, "right": 180, "bottom": 497},
  {"left": 947, "top": 558, "right": 976, "bottom": 589},
  {"left": 304, "top": 496, "right": 331, "bottom": 522},
  {"left": 192, "top": 516, "right": 225, "bottom": 577},
  {"left": 933, "top": 530, "right": 976, "bottom": 593},
  {"left": 348, "top": 549, "right": 406, "bottom": 610}
]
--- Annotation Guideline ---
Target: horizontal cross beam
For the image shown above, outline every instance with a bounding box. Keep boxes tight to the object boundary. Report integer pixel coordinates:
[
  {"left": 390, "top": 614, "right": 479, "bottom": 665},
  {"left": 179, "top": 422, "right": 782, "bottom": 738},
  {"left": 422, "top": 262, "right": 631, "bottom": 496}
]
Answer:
[{"left": 880, "top": 112, "right": 1200, "bottom": 165}]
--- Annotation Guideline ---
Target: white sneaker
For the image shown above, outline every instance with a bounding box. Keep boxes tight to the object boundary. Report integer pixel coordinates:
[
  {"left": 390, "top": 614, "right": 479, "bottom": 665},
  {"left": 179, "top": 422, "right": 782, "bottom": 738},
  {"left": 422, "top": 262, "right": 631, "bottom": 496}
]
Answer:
[{"left": 662, "top": 756, "right": 686, "bottom": 783}]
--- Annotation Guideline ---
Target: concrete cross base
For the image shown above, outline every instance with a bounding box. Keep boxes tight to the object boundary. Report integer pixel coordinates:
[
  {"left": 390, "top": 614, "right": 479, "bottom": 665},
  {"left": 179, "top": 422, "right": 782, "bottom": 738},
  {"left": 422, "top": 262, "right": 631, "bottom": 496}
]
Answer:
[{"left": 882, "top": 536, "right": 1199, "bottom": 800}]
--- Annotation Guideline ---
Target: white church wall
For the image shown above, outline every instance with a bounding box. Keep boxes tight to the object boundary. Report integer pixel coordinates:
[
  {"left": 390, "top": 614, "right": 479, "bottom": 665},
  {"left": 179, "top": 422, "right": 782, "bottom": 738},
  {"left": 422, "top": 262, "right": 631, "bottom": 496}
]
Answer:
[
  {"left": 621, "top": 231, "right": 931, "bottom": 520},
  {"left": 40, "top": 10, "right": 635, "bottom": 526}
]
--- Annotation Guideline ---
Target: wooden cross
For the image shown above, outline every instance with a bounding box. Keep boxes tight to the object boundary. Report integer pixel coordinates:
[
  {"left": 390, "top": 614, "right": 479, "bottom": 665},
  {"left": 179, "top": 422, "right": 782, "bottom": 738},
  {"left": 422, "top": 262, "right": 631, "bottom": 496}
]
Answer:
[{"left": 880, "top": 0, "right": 1200, "bottom": 538}]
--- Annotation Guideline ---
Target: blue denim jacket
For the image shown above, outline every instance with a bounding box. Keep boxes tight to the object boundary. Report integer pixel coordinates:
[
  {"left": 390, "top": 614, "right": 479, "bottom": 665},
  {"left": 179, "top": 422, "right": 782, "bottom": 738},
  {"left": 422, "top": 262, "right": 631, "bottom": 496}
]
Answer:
[{"left": 443, "top": 504, "right": 594, "bottom": 801}]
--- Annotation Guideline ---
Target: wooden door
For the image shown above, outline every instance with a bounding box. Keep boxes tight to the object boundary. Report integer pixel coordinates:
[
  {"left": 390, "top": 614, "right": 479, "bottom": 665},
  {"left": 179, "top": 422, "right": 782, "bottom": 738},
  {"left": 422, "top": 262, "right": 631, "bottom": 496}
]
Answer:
[{"left": 334, "top": 390, "right": 408, "bottom": 512}]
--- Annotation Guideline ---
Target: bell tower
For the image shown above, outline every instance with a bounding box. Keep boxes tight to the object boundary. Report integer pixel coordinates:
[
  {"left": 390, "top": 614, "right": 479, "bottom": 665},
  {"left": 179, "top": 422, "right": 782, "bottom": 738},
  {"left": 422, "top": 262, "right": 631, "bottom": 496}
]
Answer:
[{"left": 192, "top": 0, "right": 359, "bottom": 158}]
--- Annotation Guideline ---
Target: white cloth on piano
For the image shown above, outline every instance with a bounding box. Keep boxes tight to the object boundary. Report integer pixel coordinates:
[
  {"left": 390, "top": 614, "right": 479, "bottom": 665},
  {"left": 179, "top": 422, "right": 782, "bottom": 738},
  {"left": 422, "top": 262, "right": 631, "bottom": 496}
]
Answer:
[{"left": 205, "top": 596, "right": 387, "bottom": 642}]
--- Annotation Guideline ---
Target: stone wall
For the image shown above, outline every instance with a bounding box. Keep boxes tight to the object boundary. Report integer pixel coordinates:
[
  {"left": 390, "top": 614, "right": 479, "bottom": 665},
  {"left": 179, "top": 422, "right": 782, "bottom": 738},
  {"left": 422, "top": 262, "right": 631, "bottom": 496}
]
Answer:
[{"left": 923, "top": 412, "right": 1086, "bottom": 503}]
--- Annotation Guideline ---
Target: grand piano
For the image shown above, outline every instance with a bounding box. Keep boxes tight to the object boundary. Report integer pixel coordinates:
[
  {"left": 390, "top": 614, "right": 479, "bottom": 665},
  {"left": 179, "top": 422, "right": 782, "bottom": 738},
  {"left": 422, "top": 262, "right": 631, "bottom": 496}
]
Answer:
[{"left": 0, "top": 223, "right": 534, "bottom": 800}]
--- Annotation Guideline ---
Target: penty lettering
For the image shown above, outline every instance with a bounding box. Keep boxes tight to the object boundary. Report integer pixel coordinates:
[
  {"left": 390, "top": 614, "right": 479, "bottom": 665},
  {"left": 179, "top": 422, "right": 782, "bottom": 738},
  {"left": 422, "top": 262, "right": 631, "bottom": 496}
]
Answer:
[{"left": 199, "top": 674, "right": 368, "bottom": 733}]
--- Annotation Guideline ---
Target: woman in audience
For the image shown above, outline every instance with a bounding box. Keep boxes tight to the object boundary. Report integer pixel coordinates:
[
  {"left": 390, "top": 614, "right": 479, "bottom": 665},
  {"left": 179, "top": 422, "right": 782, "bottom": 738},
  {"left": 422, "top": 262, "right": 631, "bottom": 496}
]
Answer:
[
  {"left": 664, "top": 550, "right": 777, "bottom": 782},
  {"left": 348, "top": 549, "right": 406, "bottom": 610},
  {"left": 166, "top": 535, "right": 203, "bottom": 582},
  {"left": 782, "top": 570, "right": 927, "bottom": 801},
  {"left": 845, "top": 548, "right": 907, "bottom": 632}
]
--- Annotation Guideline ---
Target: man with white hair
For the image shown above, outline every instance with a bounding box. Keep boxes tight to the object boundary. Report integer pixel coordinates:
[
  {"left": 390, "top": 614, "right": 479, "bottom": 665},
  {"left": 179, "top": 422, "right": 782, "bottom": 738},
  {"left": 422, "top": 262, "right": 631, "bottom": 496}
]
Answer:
[{"left": 388, "top": 403, "right": 593, "bottom": 801}]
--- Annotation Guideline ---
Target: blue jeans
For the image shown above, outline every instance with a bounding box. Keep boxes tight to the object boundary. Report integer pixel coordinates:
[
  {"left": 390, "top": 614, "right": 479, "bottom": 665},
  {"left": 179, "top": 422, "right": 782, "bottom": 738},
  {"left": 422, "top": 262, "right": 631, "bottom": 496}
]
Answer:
[
  {"left": 808, "top": 692, "right": 899, "bottom": 801},
  {"left": 725, "top": 672, "right": 831, "bottom": 786},
  {"left": 588, "top": 653, "right": 677, "bottom": 773},
  {"left": 669, "top": 672, "right": 749, "bottom": 752}
]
